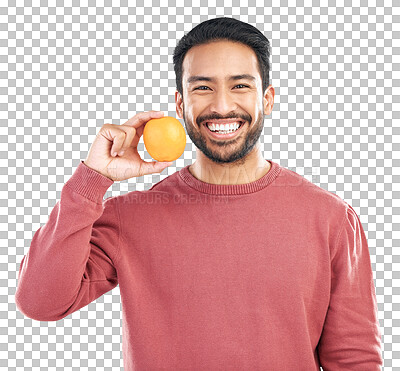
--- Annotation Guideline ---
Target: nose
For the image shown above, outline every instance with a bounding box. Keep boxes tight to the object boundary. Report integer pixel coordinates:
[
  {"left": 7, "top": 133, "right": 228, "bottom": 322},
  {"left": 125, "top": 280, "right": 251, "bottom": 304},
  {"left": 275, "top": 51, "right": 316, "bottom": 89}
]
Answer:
[{"left": 208, "top": 89, "right": 238, "bottom": 116}]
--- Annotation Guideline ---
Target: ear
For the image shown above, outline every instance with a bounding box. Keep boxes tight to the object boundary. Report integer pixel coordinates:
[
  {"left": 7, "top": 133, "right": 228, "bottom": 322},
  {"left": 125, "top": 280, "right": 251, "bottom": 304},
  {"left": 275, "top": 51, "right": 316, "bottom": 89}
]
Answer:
[
  {"left": 175, "top": 90, "right": 184, "bottom": 119},
  {"left": 263, "top": 85, "right": 275, "bottom": 116}
]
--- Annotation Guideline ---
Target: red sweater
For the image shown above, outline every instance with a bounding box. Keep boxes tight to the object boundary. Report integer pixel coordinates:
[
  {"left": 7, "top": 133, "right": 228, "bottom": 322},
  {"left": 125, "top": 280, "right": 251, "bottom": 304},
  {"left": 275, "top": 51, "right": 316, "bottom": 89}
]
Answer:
[{"left": 15, "top": 159, "right": 383, "bottom": 370}]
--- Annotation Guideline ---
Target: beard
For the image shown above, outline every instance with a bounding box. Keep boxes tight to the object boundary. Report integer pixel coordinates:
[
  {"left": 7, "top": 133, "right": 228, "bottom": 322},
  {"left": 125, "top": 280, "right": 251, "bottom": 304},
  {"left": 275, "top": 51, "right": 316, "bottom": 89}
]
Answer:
[{"left": 182, "top": 104, "right": 265, "bottom": 166}]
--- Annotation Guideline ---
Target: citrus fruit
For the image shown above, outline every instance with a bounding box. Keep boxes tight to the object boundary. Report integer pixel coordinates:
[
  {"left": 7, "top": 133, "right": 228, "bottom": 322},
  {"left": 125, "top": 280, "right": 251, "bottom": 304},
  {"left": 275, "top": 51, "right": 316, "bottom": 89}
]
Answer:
[{"left": 143, "top": 116, "right": 186, "bottom": 162}]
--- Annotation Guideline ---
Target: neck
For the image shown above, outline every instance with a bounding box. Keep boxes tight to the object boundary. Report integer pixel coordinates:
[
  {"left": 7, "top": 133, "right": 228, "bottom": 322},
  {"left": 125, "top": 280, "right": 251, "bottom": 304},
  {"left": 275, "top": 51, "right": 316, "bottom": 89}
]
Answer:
[{"left": 188, "top": 145, "right": 271, "bottom": 186}]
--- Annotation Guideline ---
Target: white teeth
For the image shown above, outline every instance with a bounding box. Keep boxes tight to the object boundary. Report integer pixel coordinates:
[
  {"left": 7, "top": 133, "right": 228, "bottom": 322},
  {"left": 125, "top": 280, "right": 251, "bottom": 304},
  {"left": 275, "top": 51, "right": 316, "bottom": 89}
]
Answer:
[{"left": 207, "top": 122, "right": 241, "bottom": 133}]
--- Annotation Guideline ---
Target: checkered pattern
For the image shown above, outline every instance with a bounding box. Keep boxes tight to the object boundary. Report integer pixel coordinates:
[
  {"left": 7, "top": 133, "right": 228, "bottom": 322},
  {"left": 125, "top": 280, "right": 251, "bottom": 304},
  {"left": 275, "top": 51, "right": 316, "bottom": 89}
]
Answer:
[{"left": 1, "top": 0, "right": 398, "bottom": 369}]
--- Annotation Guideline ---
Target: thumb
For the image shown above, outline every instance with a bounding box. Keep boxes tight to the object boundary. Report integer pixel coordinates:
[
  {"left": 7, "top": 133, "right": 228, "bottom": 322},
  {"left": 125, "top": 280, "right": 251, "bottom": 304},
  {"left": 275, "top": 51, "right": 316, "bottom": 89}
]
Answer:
[{"left": 141, "top": 161, "right": 174, "bottom": 175}]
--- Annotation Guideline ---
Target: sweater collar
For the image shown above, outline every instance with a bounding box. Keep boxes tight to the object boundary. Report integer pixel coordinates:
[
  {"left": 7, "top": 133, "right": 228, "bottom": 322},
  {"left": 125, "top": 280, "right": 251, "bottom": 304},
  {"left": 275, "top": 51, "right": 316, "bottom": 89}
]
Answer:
[{"left": 178, "top": 159, "right": 281, "bottom": 195}]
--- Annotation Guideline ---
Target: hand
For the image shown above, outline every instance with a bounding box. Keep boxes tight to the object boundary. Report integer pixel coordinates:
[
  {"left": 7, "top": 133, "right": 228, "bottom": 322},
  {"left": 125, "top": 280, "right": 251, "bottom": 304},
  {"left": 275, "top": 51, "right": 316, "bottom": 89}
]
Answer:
[{"left": 83, "top": 111, "right": 173, "bottom": 181}]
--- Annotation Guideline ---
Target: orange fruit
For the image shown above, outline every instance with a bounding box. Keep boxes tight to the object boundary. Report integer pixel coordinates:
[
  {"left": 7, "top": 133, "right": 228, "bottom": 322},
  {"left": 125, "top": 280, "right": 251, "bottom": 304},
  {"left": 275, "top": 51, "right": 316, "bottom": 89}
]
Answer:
[{"left": 143, "top": 116, "right": 186, "bottom": 162}]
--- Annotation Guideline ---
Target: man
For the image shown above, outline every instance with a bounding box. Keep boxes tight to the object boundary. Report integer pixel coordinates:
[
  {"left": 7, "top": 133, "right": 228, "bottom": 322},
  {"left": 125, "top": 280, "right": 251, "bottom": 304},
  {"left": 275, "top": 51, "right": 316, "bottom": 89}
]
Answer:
[{"left": 15, "top": 17, "right": 383, "bottom": 370}]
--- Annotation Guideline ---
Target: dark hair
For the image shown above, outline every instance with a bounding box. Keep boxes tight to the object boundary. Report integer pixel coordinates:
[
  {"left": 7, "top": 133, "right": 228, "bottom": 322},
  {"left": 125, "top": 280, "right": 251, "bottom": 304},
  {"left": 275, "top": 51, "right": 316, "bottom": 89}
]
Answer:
[{"left": 173, "top": 17, "right": 271, "bottom": 97}]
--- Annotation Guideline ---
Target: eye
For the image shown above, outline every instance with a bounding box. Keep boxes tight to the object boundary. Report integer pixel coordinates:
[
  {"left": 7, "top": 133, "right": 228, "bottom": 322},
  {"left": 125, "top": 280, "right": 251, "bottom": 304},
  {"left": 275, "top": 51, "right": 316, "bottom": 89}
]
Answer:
[{"left": 193, "top": 84, "right": 250, "bottom": 91}]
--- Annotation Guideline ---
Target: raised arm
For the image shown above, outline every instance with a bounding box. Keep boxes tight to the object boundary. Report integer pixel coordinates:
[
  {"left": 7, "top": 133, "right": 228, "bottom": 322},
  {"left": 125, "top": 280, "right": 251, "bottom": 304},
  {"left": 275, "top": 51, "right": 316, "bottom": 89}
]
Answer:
[{"left": 15, "top": 162, "right": 119, "bottom": 321}]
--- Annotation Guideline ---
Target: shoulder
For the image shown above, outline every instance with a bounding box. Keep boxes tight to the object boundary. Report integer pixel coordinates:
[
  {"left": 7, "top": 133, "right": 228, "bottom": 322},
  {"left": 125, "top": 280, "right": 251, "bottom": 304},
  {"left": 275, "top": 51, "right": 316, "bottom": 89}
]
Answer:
[{"left": 276, "top": 165, "right": 348, "bottom": 213}]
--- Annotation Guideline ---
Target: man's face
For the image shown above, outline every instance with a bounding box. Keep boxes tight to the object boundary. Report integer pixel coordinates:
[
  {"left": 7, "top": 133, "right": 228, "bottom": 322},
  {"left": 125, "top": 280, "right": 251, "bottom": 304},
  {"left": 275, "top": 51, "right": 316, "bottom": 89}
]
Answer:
[{"left": 175, "top": 40, "right": 274, "bottom": 165}]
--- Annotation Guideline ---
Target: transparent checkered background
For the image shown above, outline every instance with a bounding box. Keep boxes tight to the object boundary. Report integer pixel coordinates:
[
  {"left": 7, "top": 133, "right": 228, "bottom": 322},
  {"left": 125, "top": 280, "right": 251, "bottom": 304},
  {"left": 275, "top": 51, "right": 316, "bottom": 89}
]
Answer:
[{"left": 1, "top": 0, "right": 398, "bottom": 369}]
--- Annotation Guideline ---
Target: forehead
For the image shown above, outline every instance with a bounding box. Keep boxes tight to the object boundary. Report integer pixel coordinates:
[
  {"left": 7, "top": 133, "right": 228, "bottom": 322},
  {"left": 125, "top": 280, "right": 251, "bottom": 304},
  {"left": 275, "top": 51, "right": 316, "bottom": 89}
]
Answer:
[{"left": 182, "top": 40, "right": 260, "bottom": 84}]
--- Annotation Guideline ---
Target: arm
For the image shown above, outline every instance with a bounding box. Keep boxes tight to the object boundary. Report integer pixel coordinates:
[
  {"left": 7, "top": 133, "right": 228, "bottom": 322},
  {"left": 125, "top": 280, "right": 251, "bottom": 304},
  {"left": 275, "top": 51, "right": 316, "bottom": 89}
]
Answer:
[
  {"left": 15, "top": 161, "right": 120, "bottom": 321},
  {"left": 317, "top": 203, "right": 383, "bottom": 370}
]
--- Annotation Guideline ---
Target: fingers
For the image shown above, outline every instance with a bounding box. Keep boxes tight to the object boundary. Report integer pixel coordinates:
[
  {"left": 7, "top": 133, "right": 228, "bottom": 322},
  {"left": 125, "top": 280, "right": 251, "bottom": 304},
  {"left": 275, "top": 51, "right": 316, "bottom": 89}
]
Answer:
[
  {"left": 106, "top": 111, "right": 164, "bottom": 157},
  {"left": 110, "top": 129, "right": 126, "bottom": 157},
  {"left": 122, "top": 110, "right": 164, "bottom": 128},
  {"left": 110, "top": 126, "right": 137, "bottom": 157}
]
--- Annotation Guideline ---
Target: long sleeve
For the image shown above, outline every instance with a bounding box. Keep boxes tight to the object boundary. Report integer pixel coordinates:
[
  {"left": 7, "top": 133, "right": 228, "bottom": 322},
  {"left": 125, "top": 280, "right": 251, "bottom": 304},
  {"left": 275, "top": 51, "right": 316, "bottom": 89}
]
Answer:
[
  {"left": 15, "top": 161, "right": 120, "bottom": 322},
  {"left": 317, "top": 203, "right": 383, "bottom": 370}
]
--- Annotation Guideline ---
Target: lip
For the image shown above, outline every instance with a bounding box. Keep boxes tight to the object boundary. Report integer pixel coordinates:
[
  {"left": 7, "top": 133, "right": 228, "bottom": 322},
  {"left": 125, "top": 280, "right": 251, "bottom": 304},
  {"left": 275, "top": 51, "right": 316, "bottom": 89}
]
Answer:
[{"left": 203, "top": 120, "right": 246, "bottom": 140}]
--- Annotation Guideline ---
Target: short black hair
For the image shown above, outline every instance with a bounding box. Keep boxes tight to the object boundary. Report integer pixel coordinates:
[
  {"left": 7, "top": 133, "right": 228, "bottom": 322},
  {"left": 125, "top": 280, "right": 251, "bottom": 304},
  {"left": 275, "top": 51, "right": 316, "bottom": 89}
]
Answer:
[{"left": 173, "top": 17, "right": 271, "bottom": 97}]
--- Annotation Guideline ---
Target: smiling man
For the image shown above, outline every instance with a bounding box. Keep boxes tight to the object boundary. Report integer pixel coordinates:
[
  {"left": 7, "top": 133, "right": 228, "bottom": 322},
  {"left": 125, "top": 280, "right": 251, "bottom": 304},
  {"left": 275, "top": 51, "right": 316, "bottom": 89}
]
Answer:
[{"left": 16, "top": 17, "right": 383, "bottom": 371}]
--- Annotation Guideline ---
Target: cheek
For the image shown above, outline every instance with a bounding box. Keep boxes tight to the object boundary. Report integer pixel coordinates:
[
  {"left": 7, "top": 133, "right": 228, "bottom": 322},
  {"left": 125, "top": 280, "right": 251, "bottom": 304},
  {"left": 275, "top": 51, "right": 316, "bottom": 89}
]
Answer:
[
  {"left": 185, "top": 98, "right": 208, "bottom": 116},
  {"left": 189, "top": 95, "right": 209, "bottom": 106},
  {"left": 251, "top": 95, "right": 264, "bottom": 112}
]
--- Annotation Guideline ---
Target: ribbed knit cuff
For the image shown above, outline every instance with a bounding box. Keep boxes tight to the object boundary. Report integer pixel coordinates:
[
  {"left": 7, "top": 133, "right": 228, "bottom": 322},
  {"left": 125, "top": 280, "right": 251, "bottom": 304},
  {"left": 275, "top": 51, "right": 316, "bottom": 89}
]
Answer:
[{"left": 64, "top": 161, "right": 115, "bottom": 204}]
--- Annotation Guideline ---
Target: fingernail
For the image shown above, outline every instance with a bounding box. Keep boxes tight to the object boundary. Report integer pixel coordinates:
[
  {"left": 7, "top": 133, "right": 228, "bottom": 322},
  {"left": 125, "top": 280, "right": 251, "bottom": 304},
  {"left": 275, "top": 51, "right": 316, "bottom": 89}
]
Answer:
[
  {"left": 112, "top": 152, "right": 117, "bottom": 157},
  {"left": 119, "top": 150, "right": 124, "bottom": 156}
]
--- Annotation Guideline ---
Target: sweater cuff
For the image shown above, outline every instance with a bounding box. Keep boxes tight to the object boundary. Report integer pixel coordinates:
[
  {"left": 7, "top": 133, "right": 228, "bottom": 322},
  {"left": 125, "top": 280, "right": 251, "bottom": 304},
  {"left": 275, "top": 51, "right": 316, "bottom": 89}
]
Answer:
[{"left": 64, "top": 161, "right": 115, "bottom": 204}]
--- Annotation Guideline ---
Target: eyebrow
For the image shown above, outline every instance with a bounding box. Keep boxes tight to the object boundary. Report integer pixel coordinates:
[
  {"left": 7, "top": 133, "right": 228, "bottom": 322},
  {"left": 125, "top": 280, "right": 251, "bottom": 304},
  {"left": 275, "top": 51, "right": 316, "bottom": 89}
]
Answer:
[{"left": 187, "top": 74, "right": 256, "bottom": 85}]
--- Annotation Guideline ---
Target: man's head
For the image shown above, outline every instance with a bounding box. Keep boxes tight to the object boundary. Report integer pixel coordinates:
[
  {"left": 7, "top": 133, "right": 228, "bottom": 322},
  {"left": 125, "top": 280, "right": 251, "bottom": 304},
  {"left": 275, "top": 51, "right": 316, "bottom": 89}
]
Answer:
[{"left": 173, "top": 17, "right": 274, "bottom": 165}]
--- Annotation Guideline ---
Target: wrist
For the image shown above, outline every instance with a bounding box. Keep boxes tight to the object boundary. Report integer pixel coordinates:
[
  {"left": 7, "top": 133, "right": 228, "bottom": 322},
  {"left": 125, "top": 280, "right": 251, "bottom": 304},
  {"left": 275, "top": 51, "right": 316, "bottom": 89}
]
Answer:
[{"left": 82, "top": 161, "right": 113, "bottom": 181}]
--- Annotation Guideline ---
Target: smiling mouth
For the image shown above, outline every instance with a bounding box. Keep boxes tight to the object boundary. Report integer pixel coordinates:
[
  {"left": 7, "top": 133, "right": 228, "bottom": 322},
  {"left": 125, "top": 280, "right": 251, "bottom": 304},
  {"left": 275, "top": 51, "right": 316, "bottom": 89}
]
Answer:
[{"left": 204, "top": 120, "right": 245, "bottom": 134}]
